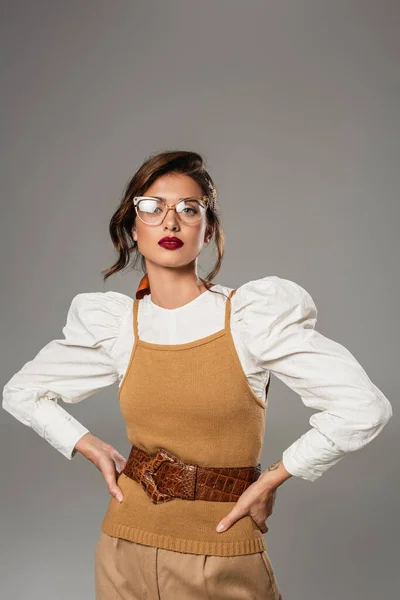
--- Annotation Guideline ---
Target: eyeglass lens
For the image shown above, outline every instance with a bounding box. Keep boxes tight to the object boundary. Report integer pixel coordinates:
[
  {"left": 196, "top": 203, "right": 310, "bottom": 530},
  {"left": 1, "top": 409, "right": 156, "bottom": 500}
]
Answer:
[{"left": 136, "top": 198, "right": 206, "bottom": 224}]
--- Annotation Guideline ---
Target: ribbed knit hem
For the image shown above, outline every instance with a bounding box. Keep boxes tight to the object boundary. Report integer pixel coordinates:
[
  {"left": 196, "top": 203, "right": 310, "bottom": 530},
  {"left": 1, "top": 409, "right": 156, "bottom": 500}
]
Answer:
[{"left": 101, "top": 518, "right": 267, "bottom": 557}]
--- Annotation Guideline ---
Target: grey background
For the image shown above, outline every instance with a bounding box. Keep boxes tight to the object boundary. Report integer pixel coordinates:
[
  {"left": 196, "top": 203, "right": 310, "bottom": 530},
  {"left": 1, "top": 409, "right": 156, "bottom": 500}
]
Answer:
[{"left": 1, "top": 1, "right": 398, "bottom": 598}]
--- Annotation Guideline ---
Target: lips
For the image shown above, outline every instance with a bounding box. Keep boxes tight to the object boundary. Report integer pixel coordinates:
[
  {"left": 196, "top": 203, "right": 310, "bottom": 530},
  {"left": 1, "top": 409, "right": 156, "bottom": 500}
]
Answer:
[{"left": 158, "top": 237, "right": 184, "bottom": 249}]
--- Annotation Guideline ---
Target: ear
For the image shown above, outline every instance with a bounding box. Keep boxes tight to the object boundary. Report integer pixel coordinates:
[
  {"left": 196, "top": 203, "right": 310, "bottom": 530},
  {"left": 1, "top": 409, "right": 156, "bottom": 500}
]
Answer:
[
  {"left": 204, "top": 226, "right": 213, "bottom": 243},
  {"left": 132, "top": 225, "right": 137, "bottom": 242}
]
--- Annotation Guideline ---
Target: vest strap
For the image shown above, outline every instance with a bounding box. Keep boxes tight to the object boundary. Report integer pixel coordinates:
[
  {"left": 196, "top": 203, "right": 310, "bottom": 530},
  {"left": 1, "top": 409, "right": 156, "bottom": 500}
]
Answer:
[
  {"left": 225, "top": 289, "right": 236, "bottom": 329},
  {"left": 133, "top": 298, "right": 139, "bottom": 341}
]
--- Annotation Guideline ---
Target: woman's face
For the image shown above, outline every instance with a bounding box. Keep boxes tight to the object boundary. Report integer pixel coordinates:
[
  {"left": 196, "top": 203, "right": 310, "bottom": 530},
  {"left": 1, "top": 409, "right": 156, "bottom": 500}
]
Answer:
[{"left": 132, "top": 173, "right": 212, "bottom": 270}]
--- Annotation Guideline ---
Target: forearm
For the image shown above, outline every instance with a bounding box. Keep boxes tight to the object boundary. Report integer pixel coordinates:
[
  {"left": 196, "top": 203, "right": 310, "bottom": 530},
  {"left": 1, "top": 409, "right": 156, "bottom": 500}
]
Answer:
[
  {"left": 2, "top": 386, "right": 90, "bottom": 460},
  {"left": 258, "top": 458, "right": 293, "bottom": 491}
]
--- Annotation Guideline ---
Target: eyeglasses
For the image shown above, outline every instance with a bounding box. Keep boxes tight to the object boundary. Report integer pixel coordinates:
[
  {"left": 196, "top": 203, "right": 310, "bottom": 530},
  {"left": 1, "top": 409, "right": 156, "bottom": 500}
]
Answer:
[{"left": 133, "top": 196, "right": 209, "bottom": 226}]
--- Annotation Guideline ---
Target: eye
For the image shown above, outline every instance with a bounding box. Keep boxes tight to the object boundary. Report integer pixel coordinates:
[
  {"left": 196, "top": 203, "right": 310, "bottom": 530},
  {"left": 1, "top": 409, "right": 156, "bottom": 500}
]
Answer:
[{"left": 177, "top": 200, "right": 201, "bottom": 215}]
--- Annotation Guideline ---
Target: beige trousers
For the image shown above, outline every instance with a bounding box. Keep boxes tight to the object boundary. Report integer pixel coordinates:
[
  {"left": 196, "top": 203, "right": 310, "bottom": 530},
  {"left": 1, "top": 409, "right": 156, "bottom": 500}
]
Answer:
[{"left": 95, "top": 530, "right": 283, "bottom": 599}]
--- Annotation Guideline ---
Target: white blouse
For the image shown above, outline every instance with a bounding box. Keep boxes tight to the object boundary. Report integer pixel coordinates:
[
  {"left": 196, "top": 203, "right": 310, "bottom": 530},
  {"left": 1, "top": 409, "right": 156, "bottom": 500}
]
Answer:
[{"left": 2, "top": 276, "right": 393, "bottom": 482}]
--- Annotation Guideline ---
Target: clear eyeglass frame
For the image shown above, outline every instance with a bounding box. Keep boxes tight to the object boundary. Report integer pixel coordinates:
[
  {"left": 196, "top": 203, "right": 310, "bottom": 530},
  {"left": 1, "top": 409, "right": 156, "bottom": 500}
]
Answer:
[{"left": 133, "top": 195, "right": 210, "bottom": 225}]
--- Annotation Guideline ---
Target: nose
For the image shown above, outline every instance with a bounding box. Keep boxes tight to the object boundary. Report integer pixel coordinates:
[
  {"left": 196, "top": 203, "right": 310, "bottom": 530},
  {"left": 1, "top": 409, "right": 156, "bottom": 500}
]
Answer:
[{"left": 163, "top": 207, "right": 180, "bottom": 230}]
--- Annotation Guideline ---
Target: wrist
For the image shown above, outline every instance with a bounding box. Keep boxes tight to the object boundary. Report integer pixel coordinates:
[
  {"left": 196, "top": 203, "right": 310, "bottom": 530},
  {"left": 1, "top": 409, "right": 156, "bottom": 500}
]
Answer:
[
  {"left": 259, "top": 458, "right": 293, "bottom": 491},
  {"left": 73, "top": 432, "right": 93, "bottom": 455}
]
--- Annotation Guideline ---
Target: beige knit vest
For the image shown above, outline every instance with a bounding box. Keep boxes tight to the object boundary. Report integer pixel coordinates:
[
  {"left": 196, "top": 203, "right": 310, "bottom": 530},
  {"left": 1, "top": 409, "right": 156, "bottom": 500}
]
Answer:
[{"left": 101, "top": 288, "right": 269, "bottom": 556}]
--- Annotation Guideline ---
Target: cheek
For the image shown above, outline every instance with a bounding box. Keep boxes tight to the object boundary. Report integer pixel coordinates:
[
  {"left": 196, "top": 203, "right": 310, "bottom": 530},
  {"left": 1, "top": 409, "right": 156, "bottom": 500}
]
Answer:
[
  {"left": 134, "top": 224, "right": 157, "bottom": 247},
  {"left": 185, "top": 231, "right": 205, "bottom": 252},
  {"left": 191, "top": 223, "right": 207, "bottom": 244}
]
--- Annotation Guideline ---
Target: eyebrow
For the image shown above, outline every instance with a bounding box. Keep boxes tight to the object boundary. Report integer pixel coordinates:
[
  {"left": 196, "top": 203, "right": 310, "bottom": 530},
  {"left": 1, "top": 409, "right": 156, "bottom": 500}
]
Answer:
[{"left": 151, "top": 196, "right": 202, "bottom": 201}]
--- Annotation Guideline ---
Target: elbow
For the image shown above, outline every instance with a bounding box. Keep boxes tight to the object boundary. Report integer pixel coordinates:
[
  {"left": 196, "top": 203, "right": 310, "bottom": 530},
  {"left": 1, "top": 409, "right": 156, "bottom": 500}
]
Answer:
[
  {"left": 323, "top": 396, "right": 393, "bottom": 455},
  {"left": 2, "top": 384, "right": 14, "bottom": 413},
  {"left": 349, "top": 395, "right": 393, "bottom": 452},
  {"left": 3, "top": 393, "right": 20, "bottom": 421},
  {"left": 2, "top": 384, "right": 31, "bottom": 427},
  {"left": 374, "top": 403, "right": 393, "bottom": 430},
  {"left": 367, "top": 388, "right": 393, "bottom": 430}
]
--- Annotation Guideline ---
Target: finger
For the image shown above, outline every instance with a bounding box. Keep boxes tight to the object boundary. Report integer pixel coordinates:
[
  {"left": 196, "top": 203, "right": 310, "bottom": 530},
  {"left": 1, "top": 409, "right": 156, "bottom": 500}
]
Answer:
[
  {"left": 251, "top": 516, "right": 269, "bottom": 534},
  {"left": 115, "top": 455, "right": 127, "bottom": 474},
  {"left": 101, "top": 458, "right": 124, "bottom": 502},
  {"left": 216, "top": 506, "right": 246, "bottom": 532},
  {"left": 110, "top": 448, "right": 127, "bottom": 465},
  {"left": 258, "top": 522, "right": 269, "bottom": 534},
  {"left": 107, "top": 449, "right": 127, "bottom": 478},
  {"left": 109, "top": 448, "right": 127, "bottom": 471}
]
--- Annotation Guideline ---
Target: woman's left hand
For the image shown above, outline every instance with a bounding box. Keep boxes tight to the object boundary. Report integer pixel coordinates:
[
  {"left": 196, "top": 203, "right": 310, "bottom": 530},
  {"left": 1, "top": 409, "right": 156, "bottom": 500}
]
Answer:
[{"left": 215, "top": 479, "right": 277, "bottom": 534}]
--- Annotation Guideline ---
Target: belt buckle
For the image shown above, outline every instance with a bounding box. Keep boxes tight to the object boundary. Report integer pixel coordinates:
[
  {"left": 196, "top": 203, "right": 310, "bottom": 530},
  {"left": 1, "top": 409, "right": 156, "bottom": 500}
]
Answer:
[{"left": 140, "top": 447, "right": 179, "bottom": 504}]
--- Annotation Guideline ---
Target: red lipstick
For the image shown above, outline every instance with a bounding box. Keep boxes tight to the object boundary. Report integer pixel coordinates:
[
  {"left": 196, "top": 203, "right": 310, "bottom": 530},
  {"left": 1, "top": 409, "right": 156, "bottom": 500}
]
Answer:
[{"left": 158, "top": 236, "right": 184, "bottom": 249}]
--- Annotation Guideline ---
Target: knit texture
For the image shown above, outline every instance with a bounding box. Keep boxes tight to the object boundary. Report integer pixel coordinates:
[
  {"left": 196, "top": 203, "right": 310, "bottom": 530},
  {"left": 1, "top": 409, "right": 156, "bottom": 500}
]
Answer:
[{"left": 101, "top": 289, "right": 269, "bottom": 556}]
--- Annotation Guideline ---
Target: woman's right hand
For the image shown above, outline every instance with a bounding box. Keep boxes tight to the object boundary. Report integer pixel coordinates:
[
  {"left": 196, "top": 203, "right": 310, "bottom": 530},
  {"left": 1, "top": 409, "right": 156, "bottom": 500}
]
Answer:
[{"left": 74, "top": 433, "right": 127, "bottom": 503}]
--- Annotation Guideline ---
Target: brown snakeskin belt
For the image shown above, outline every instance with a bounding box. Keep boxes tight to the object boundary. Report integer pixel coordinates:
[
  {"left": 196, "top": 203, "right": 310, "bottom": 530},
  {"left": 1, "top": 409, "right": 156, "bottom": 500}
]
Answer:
[{"left": 118, "top": 444, "right": 262, "bottom": 505}]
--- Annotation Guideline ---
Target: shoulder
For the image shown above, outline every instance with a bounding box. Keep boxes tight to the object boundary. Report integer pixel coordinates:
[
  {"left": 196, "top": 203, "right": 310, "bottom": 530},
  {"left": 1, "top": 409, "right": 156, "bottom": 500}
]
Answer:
[
  {"left": 64, "top": 291, "right": 133, "bottom": 341},
  {"left": 229, "top": 275, "right": 318, "bottom": 331},
  {"left": 233, "top": 275, "right": 315, "bottom": 308},
  {"left": 69, "top": 290, "right": 133, "bottom": 314}
]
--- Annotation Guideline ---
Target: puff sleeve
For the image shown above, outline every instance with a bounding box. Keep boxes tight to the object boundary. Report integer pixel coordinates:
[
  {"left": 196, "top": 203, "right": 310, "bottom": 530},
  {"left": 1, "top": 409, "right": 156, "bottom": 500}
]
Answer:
[
  {"left": 231, "top": 276, "right": 393, "bottom": 482},
  {"left": 2, "top": 291, "right": 131, "bottom": 460}
]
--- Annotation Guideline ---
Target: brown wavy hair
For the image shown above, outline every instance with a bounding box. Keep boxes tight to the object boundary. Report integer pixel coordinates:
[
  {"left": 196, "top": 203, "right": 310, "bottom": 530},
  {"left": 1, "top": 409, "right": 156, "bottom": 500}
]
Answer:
[{"left": 101, "top": 150, "right": 227, "bottom": 299}]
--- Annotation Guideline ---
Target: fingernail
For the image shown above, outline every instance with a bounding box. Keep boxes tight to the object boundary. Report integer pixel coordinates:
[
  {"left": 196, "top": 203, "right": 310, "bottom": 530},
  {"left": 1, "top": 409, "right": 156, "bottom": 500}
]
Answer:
[
  {"left": 116, "top": 494, "right": 123, "bottom": 502},
  {"left": 216, "top": 523, "right": 225, "bottom": 532}
]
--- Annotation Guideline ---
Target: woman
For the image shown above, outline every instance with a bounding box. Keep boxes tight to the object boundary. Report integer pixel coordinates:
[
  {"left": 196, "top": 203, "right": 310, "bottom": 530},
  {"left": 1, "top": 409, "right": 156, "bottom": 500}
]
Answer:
[{"left": 2, "top": 150, "right": 393, "bottom": 599}]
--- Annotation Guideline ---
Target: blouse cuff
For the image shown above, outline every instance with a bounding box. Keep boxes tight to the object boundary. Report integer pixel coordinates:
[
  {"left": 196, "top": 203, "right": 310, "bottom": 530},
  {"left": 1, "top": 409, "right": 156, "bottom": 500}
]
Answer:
[
  {"left": 3, "top": 389, "right": 90, "bottom": 460},
  {"left": 281, "top": 428, "right": 348, "bottom": 482}
]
